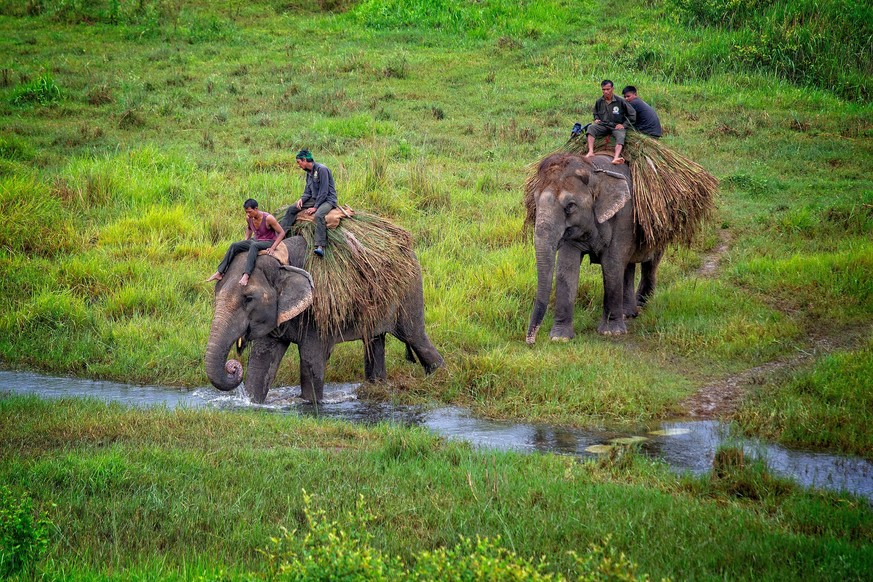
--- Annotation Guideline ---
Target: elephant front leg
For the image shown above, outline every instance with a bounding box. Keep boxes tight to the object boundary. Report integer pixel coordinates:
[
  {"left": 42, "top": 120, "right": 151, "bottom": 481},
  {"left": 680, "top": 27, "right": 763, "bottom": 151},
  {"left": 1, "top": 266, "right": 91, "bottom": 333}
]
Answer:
[
  {"left": 623, "top": 263, "right": 640, "bottom": 318},
  {"left": 298, "top": 337, "right": 331, "bottom": 403},
  {"left": 245, "top": 336, "right": 290, "bottom": 403},
  {"left": 364, "top": 334, "right": 387, "bottom": 383},
  {"left": 550, "top": 244, "right": 582, "bottom": 341},
  {"left": 598, "top": 263, "right": 628, "bottom": 335}
]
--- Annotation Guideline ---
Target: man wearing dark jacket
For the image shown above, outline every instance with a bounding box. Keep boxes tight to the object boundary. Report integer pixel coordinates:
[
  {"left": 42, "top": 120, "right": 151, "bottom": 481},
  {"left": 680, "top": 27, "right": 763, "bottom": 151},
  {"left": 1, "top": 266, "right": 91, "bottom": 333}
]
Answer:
[
  {"left": 585, "top": 79, "right": 636, "bottom": 165},
  {"left": 281, "top": 149, "right": 337, "bottom": 257},
  {"left": 622, "top": 85, "right": 662, "bottom": 138}
]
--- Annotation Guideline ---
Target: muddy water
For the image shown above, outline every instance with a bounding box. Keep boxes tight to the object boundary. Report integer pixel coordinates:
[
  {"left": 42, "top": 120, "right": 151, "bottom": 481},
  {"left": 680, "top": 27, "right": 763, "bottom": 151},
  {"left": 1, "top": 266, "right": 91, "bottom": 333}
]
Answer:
[{"left": 2, "top": 370, "right": 871, "bottom": 502}]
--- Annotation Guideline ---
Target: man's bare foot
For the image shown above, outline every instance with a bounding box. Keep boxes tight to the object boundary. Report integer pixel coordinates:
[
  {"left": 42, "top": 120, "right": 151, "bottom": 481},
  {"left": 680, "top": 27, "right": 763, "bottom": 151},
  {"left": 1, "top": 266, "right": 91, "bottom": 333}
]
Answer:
[
  {"left": 206, "top": 272, "right": 223, "bottom": 282},
  {"left": 611, "top": 157, "right": 625, "bottom": 165},
  {"left": 585, "top": 151, "right": 595, "bottom": 158},
  {"left": 239, "top": 273, "right": 249, "bottom": 286}
]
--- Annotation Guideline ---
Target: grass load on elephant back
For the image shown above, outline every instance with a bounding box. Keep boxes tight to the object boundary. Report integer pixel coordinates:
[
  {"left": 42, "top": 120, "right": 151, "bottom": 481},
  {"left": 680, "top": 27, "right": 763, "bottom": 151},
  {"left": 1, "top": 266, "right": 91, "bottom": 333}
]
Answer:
[
  {"left": 284, "top": 210, "right": 420, "bottom": 341},
  {"left": 525, "top": 133, "right": 718, "bottom": 250}
]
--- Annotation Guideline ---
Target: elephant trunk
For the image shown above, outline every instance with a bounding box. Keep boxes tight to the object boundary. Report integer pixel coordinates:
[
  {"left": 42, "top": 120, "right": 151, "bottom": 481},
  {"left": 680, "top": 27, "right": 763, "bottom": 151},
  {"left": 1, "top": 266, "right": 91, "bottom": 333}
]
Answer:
[
  {"left": 205, "top": 305, "right": 245, "bottom": 391},
  {"left": 527, "top": 215, "right": 562, "bottom": 345}
]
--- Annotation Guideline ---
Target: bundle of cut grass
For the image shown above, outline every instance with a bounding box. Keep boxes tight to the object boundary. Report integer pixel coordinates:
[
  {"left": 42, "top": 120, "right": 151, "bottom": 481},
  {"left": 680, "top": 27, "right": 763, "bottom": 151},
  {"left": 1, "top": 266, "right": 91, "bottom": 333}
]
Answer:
[
  {"left": 285, "top": 211, "right": 418, "bottom": 341},
  {"left": 526, "top": 133, "right": 717, "bottom": 249}
]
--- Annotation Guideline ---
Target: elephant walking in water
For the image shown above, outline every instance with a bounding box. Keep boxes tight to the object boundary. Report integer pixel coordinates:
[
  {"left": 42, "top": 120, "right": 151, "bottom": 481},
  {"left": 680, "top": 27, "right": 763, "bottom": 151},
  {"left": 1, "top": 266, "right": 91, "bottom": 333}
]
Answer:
[
  {"left": 205, "top": 235, "right": 444, "bottom": 403},
  {"left": 526, "top": 152, "right": 668, "bottom": 339}
]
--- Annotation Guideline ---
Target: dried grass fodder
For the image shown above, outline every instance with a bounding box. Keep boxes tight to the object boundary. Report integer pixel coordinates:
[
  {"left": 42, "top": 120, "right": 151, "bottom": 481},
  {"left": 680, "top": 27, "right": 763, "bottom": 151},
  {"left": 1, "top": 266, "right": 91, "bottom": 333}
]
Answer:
[
  {"left": 525, "top": 133, "right": 718, "bottom": 250},
  {"left": 289, "top": 211, "right": 417, "bottom": 342}
]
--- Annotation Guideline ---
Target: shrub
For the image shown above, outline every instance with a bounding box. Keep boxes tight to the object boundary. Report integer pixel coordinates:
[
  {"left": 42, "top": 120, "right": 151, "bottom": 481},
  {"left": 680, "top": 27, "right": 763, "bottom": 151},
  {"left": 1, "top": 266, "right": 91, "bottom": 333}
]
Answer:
[
  {"left": 0, "top": 486, "right": 53, "bottom": 578},
  {"left": 264, "top": 492, "right": 654, "bottom": 581}
]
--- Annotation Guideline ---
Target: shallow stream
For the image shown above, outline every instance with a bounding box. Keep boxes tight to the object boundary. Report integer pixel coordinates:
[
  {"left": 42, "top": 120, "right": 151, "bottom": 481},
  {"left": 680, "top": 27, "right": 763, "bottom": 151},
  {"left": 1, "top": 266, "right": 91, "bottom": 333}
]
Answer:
[{"left": 2, "top": 370, "right": 871, "bottom": 502}]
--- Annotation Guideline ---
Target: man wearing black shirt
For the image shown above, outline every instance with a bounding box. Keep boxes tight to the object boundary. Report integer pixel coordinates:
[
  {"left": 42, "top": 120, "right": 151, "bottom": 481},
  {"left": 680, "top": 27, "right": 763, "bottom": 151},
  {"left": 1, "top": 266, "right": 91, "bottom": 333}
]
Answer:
[{"left": 622, "top": 85, "right": 662, "bottom": 138}]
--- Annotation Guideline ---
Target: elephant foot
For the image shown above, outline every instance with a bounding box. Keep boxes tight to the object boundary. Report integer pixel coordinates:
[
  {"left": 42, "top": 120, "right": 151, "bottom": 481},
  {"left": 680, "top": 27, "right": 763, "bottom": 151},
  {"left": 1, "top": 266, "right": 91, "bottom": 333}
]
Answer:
[
  {"left": 526, "top": 324, "right": 541, "bottom": 345},
  {"left": 549, "top": 325, "right": 575, "bottom": 342},
  {"left": 623, "top": 306, "right": 641, "bottom": 319},
  {"left": 598, "top": 316, "right": 627, "bottom": 335}
]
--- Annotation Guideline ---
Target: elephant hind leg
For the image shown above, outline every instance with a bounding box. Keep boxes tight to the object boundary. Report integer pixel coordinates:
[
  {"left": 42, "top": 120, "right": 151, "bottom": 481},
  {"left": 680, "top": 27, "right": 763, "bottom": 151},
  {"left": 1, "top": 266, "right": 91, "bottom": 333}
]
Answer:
[
  {"left": 364, "top": 334, "right": 387, "bottom": 383},
  {"left": 404, "top": 343, "right": 417, "bottom": 364},
  {"left": 394, "top": 329, "right": 443, "bottom": 375},
  {"left": 623, "top": 263, "right": 640, "bottom": 318},
  {"left": 637, "top": 250, "right": 663, "bottom": 307}
]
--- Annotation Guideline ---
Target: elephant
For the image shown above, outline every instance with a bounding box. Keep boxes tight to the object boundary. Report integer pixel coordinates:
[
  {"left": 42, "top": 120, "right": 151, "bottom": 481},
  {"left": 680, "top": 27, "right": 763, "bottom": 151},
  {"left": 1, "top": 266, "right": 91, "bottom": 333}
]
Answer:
[
  {"left": 205, "top": 235, "right": 444, "bottom": 403},
  {"left": 526, "top": 152, "right": 664, "bottom": 339}
]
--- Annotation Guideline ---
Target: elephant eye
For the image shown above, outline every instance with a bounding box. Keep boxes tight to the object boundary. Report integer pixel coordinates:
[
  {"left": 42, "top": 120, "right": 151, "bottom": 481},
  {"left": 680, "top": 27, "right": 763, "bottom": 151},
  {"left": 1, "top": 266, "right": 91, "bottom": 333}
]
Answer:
[
  {"left": 564, "top": 201, "right": 577, "bottom": 214},
  {"left": 243, "top": 294, "right": 254, "bottom": 305}
]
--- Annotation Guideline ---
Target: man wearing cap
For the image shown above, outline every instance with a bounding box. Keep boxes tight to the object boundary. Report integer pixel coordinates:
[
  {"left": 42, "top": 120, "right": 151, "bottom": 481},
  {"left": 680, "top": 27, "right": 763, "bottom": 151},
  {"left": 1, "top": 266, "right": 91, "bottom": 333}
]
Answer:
[
  {"left": 584, "top": 79, "right": 636, "bottom": 165},
  {"left": 621, "top": 85, "right": 662, "bottom": 139},
  {"left": 281, "top": 149, "right": 337, "bottom": 257}
]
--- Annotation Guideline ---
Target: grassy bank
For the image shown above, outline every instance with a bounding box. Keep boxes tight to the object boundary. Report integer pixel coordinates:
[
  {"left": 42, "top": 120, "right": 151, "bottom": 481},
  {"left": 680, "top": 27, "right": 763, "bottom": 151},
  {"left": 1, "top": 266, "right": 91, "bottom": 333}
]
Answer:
[
  {"left": 2, "top": 396, "right": 871, "bottom": 579},
  {"left": 0, "top": 0, "right": 871, "bottom": 446}
]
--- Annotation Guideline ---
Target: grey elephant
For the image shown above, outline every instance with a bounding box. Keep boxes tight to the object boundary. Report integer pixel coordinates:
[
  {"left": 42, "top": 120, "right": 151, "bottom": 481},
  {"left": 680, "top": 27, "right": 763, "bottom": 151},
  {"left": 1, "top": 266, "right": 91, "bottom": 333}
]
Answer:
[
  {"left": 526, "top": 152, "right": 665, "bottom": 339},
  {"left": 205, "top": 235, "right": 444, "bottom": 403}
]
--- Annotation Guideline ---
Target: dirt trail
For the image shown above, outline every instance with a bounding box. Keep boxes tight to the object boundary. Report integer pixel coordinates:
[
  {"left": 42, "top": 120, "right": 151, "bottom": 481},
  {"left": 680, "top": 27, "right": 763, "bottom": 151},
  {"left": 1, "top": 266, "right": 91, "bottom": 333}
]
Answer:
[
  {"left": 696, "top": 228, "right": 731, "bottom": 277},
  {"left": 679, "top": 230, "right": 869, "bottom": 419},
  {"left": 682, "top": 327, "right": 871, "bottom": 420}
]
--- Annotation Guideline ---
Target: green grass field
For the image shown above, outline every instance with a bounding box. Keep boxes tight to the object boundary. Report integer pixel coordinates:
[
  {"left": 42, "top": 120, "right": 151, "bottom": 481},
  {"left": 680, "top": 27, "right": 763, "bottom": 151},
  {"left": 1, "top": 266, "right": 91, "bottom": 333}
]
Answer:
[
  {"left": 0, "top": 0, "right": 871, "bottom": 578},
  {"left": 2, "top": 396, "right": 872, "bottom": 579}
]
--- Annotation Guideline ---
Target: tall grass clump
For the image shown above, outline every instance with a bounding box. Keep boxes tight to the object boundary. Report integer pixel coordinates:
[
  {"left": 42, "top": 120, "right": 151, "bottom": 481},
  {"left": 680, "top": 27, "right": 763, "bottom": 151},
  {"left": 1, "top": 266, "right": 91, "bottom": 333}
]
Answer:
[
  {"left": 0, "top": 176, "right": 74, "bottom": 256},
  {"left": 10, "top": 74, "right": 61, "bottom": 106},
  {"left": 668, "top": 0, "right": 873, "bottom": 100}
]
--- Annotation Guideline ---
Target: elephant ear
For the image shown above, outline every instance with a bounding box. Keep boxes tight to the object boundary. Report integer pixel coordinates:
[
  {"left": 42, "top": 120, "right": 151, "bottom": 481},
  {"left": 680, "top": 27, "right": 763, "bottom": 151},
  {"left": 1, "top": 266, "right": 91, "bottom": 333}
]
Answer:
[
  {"left": 276, "top": 265, "right": 314, "bottom": 325},
  {"left": 593, "top": 169, "right": 631, "bottom": 224}
]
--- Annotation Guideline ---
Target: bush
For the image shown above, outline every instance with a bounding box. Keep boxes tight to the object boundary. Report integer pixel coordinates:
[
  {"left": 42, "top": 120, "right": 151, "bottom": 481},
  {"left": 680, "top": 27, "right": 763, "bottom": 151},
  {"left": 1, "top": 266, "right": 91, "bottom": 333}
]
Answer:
[
  {"left": 263, "top": 491, "right": 654, "bottom": 581},
  {"left": 0, "top": 486, "right": 53, "bottom": 578}
]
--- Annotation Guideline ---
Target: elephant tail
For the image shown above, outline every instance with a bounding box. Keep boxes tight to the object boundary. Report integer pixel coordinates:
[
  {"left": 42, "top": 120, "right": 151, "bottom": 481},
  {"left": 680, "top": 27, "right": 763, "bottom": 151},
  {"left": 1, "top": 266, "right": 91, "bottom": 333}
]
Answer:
[{"left": 404, "top": 343, "right": 417, "bottom": 364}]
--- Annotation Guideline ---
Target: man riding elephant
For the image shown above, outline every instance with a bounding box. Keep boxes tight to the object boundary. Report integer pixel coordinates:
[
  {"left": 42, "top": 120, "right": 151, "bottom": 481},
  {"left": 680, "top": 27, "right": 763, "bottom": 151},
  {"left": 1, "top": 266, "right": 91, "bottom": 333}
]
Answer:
[
  {"left": 584, "top": 79, "right": 636, "bottom": 165},
  {"left": 280, "top": 149, "right": 337, "bottom": 258}
]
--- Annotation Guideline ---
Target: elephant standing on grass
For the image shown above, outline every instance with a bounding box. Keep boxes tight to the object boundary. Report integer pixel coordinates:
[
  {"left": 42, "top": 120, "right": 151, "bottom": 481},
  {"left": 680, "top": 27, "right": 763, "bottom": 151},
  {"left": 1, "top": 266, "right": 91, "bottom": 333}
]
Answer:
[
  {"left": 205, "top": 235, "right": 444, "bottom": 403},
  {"left": 526, "top": 153, "right": 665, "bottom": 339}
]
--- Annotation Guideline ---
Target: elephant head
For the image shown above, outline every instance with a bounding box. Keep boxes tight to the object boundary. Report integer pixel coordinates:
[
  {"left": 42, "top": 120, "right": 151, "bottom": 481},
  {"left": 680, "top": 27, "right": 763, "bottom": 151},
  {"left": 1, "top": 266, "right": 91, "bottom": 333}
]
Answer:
[
  {"left": 526, "top": 153, "right": 632, "bottom": 343},
  {"left": 205, "top": 257, "right": 314, "bottom": 392}
]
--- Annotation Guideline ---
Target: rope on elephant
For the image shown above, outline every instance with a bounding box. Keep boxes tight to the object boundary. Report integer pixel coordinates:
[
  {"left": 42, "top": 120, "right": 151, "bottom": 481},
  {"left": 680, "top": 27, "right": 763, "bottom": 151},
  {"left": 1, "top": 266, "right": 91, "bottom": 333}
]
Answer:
[
  {"left": 286, "top": 211, "right": 418, "bottom": 340},
  {"left": 525, "top": 133, "right": 718, "bottom": 250}
]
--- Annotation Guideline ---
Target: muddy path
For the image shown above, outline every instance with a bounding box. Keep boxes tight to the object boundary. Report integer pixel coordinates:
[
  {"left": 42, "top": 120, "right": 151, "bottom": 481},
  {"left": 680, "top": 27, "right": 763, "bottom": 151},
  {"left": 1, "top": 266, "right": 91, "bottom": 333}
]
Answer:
[{"left": 681, "top": 229, "right": 870, "bottom": 418}]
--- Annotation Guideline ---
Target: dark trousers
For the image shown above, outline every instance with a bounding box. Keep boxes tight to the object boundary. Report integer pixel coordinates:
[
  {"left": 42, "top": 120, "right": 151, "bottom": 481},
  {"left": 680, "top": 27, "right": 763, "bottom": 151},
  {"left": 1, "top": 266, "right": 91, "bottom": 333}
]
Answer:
[
  {"left": 281, "top": 201, "right": 333, "bottom": 247},
  {"left": 217, "top": 239, "right": 273, "bottom": 276}
]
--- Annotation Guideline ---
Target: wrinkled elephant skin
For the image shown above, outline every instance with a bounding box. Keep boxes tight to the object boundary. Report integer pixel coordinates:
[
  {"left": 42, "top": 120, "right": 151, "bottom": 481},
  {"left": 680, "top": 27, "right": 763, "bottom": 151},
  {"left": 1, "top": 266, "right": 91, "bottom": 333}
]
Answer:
[
  {"left": 527, "top": 153, "right": 663, "bottom": 340},
  {"left": 205, "top": 236, "right": 444, "bottom": 403}
]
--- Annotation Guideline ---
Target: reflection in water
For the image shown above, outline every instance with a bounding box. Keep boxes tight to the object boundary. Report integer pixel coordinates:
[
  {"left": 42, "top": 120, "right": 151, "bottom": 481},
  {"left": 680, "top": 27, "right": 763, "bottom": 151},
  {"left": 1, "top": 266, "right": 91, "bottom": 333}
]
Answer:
[{"left": 1, "top": 370, "right": 871, "bottom": 502}]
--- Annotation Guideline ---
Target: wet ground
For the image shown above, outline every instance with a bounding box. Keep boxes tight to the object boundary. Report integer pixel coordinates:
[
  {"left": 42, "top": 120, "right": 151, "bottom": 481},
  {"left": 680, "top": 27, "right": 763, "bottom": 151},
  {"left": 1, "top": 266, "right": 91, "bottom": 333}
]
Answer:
[{"left": 2, "top": 370, "right": 871, "bottom": 502}]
